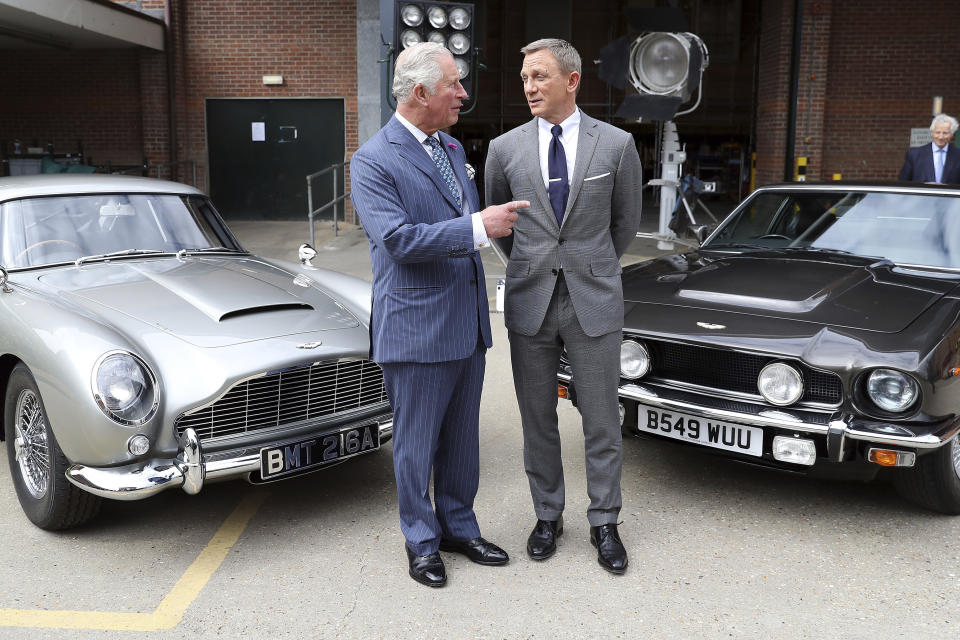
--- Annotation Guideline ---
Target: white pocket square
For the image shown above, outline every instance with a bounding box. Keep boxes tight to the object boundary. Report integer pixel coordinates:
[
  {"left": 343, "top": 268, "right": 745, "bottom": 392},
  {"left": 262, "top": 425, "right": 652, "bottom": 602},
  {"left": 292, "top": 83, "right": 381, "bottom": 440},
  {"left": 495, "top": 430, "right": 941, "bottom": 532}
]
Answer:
[{"left": 583, "top": 172, "right": 611, "bottom": 182}]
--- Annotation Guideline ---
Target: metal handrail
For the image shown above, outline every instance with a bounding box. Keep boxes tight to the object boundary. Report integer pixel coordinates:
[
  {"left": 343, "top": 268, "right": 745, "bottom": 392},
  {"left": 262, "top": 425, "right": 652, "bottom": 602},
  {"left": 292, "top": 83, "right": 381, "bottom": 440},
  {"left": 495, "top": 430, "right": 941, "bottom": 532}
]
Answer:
[{"left": 306, "top": 160, "right": 350, "bottom": 246}]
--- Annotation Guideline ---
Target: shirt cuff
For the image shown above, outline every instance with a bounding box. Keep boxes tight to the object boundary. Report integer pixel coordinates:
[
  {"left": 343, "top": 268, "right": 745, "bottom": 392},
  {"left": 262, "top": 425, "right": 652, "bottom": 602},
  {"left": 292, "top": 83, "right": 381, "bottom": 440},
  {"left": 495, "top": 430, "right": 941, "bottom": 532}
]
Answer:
[{"left": 471, "top": 212, "right": 490, "bottom": 250}]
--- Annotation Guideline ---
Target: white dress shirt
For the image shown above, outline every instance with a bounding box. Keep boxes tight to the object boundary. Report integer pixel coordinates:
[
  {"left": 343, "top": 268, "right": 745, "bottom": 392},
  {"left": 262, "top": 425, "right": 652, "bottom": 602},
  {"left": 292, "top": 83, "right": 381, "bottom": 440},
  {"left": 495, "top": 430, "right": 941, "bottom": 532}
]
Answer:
[
  {"left": 394, "top": 112, "right": 489, "bottom": 249},
  {"left": 538, "top": 108, "right": 581, "bottom": 190}
]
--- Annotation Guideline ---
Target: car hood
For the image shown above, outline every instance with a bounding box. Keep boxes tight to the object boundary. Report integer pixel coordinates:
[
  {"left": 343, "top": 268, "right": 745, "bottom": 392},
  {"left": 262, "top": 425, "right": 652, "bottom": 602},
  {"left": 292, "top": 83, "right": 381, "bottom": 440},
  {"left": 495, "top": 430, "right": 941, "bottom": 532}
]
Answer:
[
  {"left": 36, "top": 256, "right": 361, "bottom": 347},
  {"left": 623, "top": 251, "right": 960, "bottom": 334}
]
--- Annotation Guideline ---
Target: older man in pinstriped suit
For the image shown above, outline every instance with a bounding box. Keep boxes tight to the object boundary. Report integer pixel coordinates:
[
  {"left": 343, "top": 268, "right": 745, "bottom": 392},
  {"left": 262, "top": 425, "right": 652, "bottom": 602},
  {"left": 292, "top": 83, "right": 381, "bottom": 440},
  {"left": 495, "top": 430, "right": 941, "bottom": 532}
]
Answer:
[
  {"left": 485, "top": 38, "right": 642, "bottom": 574},
  {"left": 350, "top": 42, "right": 526, "bottom": 588}
]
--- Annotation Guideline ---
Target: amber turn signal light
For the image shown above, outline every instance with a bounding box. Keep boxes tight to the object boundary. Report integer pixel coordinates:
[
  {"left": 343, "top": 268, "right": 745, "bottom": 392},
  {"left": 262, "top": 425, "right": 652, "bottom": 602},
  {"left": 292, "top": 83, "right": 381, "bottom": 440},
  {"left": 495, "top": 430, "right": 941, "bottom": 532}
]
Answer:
[
  {"left": 867, "top": 448, "right": 916, "bottom": 467},
  {"left": 558, "top": 385, "right": 568, "bottom": 399}
]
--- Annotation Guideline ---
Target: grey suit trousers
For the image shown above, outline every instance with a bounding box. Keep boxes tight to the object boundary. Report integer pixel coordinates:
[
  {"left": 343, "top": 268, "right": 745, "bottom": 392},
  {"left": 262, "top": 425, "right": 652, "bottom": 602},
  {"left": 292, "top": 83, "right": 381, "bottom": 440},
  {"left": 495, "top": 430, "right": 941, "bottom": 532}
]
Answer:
[{"left": 508, "top": 274, "right": 623, "bottom": 526}]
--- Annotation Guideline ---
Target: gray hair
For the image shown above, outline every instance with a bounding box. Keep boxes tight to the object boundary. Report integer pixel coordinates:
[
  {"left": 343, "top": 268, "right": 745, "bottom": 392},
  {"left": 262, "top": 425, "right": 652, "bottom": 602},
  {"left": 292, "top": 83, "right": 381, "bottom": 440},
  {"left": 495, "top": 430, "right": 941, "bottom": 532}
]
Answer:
[
  {"left": 392, "top": 42, "right": 451, "bottom": 103},
  {"left": 930, "top": 113, "right": 959, "bottom": 134},
  {"left": 521, "top": 38, "right": 582, "bottom": 75}
]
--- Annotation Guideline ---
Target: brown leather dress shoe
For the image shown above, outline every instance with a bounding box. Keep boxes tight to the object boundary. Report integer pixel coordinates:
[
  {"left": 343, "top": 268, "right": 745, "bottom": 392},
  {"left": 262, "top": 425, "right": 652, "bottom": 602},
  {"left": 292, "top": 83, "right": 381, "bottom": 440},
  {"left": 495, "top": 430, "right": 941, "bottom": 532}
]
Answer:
[
  {"left": 590, "top": 523, "right": 628, "bottom": 575},
  {"left": 405, "top": 545, "right": 447, "bottom": 587},
  {"left": 439, "top": 536, "right": 509, "bottom": 566},
  {"left": 526, "top": 516, "right": 563, "bottom": 560}
]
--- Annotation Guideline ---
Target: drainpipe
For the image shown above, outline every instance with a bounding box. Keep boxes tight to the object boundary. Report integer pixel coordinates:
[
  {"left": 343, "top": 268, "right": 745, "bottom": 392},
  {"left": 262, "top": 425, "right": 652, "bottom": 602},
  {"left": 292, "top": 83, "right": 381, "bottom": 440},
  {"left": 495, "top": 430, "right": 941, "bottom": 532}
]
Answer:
[
  {"left": 784, "top": 0, "right": 803, "bottom": 182},
  {"left": 164, "top": 0, "right": 179, "bottom": 178}
]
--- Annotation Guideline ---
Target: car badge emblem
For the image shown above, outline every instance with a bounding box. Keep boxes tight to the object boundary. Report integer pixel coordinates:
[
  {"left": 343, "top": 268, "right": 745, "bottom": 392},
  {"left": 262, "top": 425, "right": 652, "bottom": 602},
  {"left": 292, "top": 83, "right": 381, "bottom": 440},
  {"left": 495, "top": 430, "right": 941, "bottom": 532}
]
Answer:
[
  {"left": 696, "top": 322, "right": 726, "bottom": 330},
  {"left": 296, "top": 341, "right": 323, "bottom": 349},
  {"left": 293, "top": 274, "right": 312, "bottom": 287}
]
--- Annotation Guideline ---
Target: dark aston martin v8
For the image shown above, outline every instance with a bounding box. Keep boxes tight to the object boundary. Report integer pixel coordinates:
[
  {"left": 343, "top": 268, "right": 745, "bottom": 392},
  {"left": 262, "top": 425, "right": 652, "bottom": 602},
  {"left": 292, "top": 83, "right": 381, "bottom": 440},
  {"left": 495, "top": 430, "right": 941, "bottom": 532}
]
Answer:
[{"left": 559, "top": 183, "right": 960, "bottom": 513}]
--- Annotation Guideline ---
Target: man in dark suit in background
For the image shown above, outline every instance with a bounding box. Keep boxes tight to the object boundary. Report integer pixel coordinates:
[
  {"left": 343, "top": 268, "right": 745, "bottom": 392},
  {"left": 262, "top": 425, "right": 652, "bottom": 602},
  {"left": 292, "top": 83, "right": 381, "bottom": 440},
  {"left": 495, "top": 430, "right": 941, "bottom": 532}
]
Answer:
[
  {"left": 899, "top": 114, "right": 960, "bottom": 183},
  {"left": 485, "top": 38, "right": 642, "bottom": 575},
  {"left": 350, "top": 42, "right": 526, "bottom": 588}
]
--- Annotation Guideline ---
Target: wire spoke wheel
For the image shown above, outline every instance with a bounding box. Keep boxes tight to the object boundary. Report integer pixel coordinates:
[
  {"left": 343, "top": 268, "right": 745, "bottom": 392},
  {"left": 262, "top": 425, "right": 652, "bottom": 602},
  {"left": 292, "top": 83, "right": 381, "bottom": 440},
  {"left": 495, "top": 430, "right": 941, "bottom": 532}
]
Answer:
[{"left": 14, "top": 389, "right": 50, "bottom": 499}]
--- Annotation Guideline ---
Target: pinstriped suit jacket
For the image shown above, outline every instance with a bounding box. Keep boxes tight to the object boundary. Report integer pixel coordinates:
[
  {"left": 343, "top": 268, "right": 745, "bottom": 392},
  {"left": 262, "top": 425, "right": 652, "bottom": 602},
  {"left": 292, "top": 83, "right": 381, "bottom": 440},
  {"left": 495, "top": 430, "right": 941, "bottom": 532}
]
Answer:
[
  {"left": 484, "top": 112, "right": 642, "bottom": 337},
  {"left": 350, "top": 116, "right": 492, "bottom": 364}
]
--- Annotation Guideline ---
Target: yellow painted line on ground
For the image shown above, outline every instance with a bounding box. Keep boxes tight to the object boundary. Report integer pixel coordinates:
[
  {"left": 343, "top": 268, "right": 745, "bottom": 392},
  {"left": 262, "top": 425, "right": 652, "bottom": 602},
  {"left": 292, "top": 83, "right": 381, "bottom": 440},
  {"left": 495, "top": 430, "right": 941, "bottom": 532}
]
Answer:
[{"left": 0, "top": 491, "right": 267, "bottom": 631}]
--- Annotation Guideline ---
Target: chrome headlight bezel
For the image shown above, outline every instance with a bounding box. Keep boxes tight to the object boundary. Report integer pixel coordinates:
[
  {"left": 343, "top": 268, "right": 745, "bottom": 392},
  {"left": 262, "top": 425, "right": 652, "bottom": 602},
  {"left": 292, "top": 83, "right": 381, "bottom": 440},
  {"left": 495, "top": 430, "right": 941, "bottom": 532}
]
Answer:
[
  {"left": 620, "top": 340, "right": 651, "bottom": 380},
  {"left": 865, "top": 368, "right": 919, "bottom": 414},
  {"left": 91, "top": 350, "right": 159, "bottom": 426},
  {"left": 757, "top": 362, "right": 804, "bottom": 406}
]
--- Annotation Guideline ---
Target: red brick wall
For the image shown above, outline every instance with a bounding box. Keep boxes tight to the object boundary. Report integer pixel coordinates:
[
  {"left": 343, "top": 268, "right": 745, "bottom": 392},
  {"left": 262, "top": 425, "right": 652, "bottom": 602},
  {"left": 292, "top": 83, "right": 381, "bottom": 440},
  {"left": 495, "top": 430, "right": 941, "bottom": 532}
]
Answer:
[
  {"left": 757, "top": 0, "right": 960, "bottom": 184},
  {"left": 822, "top": 0, "right": 960, "bottom": 180},
  {"left": 170, "top": 0, "right": 359, "bottom": 195},
  {"left": 0, "top": 49, "right": 144, "bottom": 167},
  {"left": 755, "top": 0, "right": 793, "bottom": 186}
]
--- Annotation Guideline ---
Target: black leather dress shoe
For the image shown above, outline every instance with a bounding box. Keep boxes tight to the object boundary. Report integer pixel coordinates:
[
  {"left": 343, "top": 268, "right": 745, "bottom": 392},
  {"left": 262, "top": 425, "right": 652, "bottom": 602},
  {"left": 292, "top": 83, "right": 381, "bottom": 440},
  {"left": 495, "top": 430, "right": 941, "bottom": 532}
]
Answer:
[
  {"left": 590, "top": 524, "right": 628, "bottom": 575},
  {"left": 526, "top": 517, "right": 563, "bottom": 560},
  {"left": 405, "top": 545, "right": 447, "bottom": 587},
  {"left": 439, "top": 536, "right": 509, "bottom": 566}
]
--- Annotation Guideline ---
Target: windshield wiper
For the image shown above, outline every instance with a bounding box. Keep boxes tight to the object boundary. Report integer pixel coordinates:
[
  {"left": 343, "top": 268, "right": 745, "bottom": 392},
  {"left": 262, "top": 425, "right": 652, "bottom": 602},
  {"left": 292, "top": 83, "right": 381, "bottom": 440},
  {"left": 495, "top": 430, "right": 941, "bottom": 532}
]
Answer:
[
  {"left": 176, "top": 246, "right": 243, "bottom": 258},
  {"left": 701, "top": 242, "right": 769, "bottom": 251},
  {"left": 781, "top": 246, "right": 857, "bottom": 256},
  {"left": 75, "top": 249, "right": 166, "bottom": 266}
]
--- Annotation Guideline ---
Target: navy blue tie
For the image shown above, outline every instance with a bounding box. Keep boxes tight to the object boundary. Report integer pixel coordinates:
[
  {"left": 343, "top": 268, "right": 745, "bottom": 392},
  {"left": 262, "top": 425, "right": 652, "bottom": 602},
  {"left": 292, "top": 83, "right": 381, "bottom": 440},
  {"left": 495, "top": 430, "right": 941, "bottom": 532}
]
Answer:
[{"left": 548, "top": 124, "right": 569, "bottom": 227}]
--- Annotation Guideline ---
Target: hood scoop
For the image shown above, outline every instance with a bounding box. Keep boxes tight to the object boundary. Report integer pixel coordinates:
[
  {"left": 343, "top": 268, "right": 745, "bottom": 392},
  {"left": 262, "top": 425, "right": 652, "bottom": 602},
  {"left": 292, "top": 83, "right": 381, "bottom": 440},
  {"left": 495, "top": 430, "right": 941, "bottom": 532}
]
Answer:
[{"left": 219, "top": 302, "right": 314, "bottom": 322}]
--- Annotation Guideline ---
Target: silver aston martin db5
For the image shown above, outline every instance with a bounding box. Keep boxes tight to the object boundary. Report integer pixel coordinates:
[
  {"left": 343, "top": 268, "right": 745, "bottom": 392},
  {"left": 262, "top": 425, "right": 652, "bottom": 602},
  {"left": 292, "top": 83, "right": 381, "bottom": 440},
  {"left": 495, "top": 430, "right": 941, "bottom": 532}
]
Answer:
[{"left": 0, "top": 174, "right": 392, "bottom": 530}]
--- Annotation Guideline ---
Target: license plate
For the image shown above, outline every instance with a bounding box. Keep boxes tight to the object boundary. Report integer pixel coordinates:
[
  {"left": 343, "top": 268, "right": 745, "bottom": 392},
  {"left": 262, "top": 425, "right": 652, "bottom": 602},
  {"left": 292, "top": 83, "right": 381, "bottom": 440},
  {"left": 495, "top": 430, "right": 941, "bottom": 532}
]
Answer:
[
  {"left": 633, "top": 404, "right": 763, "bottom": 457},
  {"left": 259, "top": 423, "right": 380, "bottom": 481}
]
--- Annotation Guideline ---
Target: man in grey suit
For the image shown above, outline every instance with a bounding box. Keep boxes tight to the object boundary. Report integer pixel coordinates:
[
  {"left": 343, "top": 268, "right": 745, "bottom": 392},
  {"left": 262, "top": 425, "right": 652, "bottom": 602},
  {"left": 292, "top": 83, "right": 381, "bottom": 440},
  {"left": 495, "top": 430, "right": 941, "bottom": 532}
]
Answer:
[{"left": 485, "top": 38, "right": 642, "bottom": 574}]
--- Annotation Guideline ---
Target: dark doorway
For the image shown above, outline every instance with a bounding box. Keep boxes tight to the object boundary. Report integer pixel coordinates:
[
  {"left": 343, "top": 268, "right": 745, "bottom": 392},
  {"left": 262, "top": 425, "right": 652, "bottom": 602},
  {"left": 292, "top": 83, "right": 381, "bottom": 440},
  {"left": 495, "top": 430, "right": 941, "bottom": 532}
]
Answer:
[{"left": 206, "top": 98, "right": 345, "bottom": 220}]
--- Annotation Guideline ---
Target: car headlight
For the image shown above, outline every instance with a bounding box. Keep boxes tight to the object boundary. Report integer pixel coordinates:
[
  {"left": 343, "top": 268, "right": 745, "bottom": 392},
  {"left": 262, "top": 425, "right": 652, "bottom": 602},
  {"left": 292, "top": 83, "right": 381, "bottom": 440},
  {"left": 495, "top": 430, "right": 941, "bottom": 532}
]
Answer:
[
  {"left": 757, "top": 362, "right": 804, "bottom": 406},
  {"left": 620, "top": 340, "right": 651, "bottom": 379},
  {"left": 92, "top": 351, "right": 159, "bottom": 426},
  {"left": 866, "top": 369, "right": 918, "bottom": 413}
]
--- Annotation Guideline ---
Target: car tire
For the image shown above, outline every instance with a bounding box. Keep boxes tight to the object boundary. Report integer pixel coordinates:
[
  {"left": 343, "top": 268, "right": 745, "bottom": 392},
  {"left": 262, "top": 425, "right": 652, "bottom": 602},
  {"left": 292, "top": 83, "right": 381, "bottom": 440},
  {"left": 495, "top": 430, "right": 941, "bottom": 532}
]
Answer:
[
  {"left": 893, "top": 437, "right": 960, "bottom": 515},
  {"left": 4, "top": 364, "right": 101, "bottom": 530}
]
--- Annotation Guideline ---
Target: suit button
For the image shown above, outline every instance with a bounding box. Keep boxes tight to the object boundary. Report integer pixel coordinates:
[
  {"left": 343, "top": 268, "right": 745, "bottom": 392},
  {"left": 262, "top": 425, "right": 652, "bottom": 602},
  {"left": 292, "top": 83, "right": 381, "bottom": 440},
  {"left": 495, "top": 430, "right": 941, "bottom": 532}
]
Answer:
[
  {"left": 470, "top": 279, "right": 477, "bottom": 285},
  {"left": 551, "top": 268, "right": 558, "bottom": 275},
  {"left": 558, "top": 238, "right": 566, "bottom": 244}
]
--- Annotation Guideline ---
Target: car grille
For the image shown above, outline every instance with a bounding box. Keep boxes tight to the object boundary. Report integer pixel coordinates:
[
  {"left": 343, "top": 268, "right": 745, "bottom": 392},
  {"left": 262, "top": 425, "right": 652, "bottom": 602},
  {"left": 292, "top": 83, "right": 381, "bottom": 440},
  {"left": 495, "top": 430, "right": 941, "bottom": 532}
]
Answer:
[
  {"left": 642, "top": 339, "right": 843, "bottom": 405},
  {"left": 175, "top": 359, "right": 388, "bottom": 442}
]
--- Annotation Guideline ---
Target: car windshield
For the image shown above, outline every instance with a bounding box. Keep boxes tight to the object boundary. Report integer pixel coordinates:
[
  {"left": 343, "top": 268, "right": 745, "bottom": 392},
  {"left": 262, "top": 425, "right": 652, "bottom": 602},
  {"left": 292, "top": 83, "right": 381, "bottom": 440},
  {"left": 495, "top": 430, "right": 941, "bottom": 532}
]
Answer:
[
  {"left": 0, "top": 193, "right": 242, "bottom": 269},
  {"left": 704, "top": 190, "right": 960, "bottom": 269}
]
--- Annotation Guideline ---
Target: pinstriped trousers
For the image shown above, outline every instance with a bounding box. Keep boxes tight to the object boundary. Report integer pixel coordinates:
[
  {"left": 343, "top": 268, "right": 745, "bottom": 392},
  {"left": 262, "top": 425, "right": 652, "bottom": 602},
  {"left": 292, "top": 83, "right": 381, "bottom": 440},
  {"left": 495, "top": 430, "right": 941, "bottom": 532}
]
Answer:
[
  {"left": 509, "top": 274, "right": 623, "bottom": 526},
  {"left": 380, "top": 343, "right": 485, "bottom": 556}
]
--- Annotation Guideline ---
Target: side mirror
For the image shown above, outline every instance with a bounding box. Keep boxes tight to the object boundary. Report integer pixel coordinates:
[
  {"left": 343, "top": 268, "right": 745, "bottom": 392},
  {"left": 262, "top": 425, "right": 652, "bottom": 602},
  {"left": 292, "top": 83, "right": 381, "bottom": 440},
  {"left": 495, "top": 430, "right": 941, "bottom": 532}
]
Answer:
[
  {"left": 0, "top": 266, "right": 12, "bottom": 293},
  {"left": 298, "top": 243, "right": 317, "bottom": 268},
  {"left": 692, "top": 225, "right": 713, "bottom": 246}
]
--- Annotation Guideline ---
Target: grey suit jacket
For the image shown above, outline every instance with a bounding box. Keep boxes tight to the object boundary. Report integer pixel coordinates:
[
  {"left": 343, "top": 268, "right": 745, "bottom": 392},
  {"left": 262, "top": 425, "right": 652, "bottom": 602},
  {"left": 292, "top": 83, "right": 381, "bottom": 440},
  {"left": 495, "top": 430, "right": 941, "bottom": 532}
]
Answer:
[{"left": 484, "top": 112, "right": 642, "bottom": 337}]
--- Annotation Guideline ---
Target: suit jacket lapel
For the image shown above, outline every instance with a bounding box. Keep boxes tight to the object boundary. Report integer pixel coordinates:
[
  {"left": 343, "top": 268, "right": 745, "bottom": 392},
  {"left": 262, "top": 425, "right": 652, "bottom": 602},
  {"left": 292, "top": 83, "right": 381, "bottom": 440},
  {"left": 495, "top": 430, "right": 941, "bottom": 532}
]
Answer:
[
  {"left": 521, "top": 118, "right": 556, "bottom": 225},
  {"left": 562, "top": 114, "right": 599, "bottom": 226},
  {"left": 386, "top": 118, "right": 461, "bottom": 214},
  {"left": 923, "top": 145, "right": 937, "bottom": 182}
]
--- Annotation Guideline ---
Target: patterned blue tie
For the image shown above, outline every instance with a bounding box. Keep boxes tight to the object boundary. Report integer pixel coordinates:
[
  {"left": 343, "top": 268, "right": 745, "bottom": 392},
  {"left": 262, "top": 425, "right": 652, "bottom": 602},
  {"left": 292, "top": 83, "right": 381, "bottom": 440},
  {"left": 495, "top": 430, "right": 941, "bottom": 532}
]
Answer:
[
  {"left": 425, "top": 136, "right": 462, "bottom": 210},
  {"left": 548, "top": 124, "right": 569, "bottom": 227}
]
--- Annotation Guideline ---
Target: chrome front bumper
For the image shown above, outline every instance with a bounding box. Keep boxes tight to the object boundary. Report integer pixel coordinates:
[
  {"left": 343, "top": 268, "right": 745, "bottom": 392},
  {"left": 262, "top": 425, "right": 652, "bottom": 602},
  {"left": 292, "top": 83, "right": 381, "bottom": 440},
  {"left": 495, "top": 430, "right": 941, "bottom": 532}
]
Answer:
[
  {"left": 65, "top": 417, "right": 393, "bottom": 501},
  {"left": 558, "top": 373, "right": 960, "bottom": 455}
]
